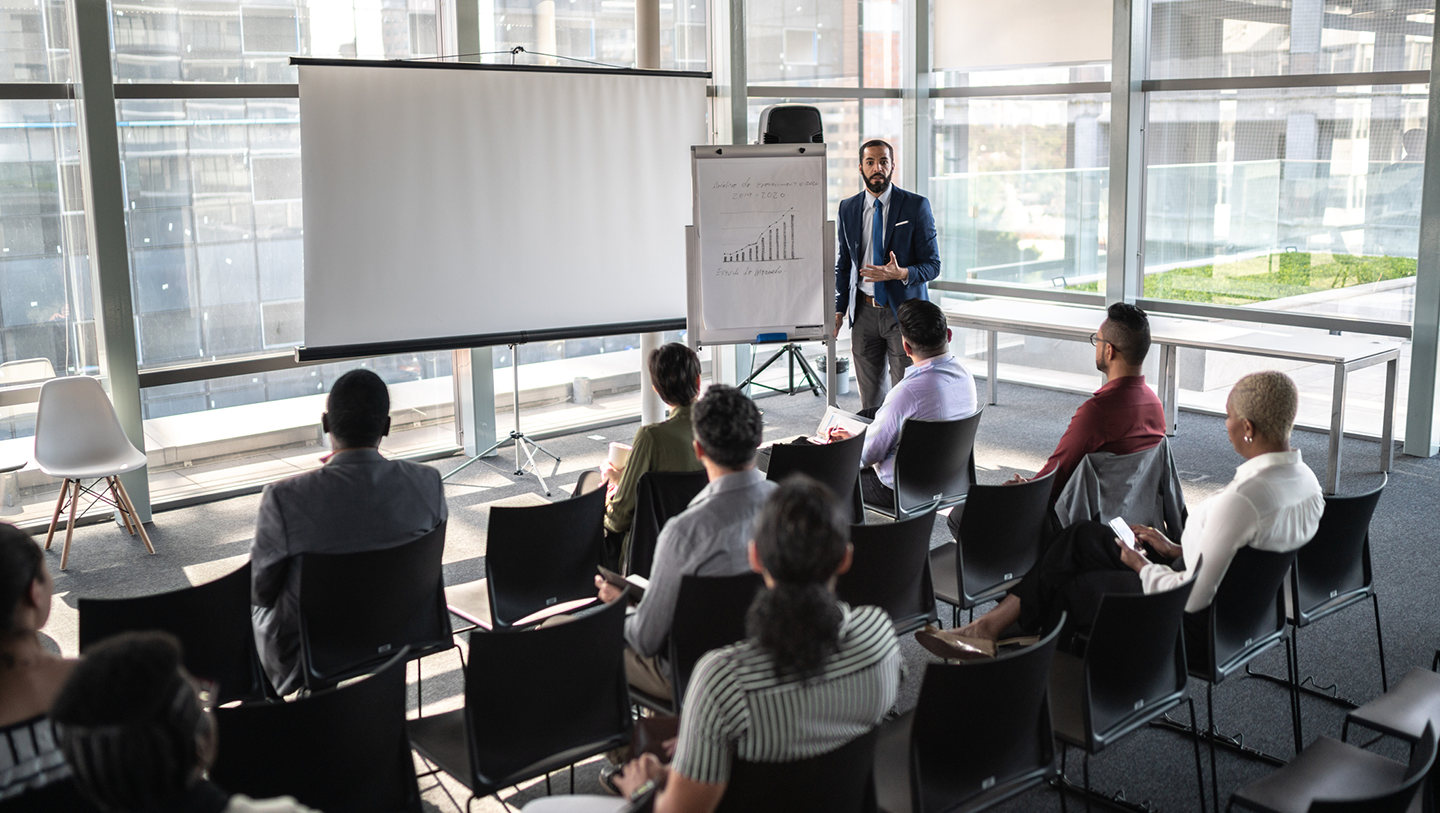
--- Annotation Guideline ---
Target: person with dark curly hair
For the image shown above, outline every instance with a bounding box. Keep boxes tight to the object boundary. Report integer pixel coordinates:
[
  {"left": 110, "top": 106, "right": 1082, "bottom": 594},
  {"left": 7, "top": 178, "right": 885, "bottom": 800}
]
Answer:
[
  {"left": 532, "top": 476, "right": 899, "bottom": 813},
  {"left": 50, "top": 631, "right": 316, "bottom": 813},
  {"left": 594, "top": 384, "right": 775, "bottom": 704},
  {"left": 0, "top": 524, "right": 77, "bottom": 804}
]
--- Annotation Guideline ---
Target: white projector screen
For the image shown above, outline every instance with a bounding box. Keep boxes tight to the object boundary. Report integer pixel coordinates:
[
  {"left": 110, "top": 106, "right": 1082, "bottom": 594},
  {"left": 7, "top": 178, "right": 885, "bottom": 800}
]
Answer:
[{"left": 295, "top": 60, "right": 710, "bottom": 360}]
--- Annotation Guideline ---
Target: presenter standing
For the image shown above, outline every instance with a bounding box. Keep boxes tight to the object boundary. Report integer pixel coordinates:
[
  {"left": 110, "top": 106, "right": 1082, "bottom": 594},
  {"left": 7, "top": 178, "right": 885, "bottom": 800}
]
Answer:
[{"left": 834, "top": 139, "right": 942, "bottom": 410}]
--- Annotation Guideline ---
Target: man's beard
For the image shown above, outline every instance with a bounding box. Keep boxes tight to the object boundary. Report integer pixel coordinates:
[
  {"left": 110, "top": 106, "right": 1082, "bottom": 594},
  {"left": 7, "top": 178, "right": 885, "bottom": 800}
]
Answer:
[{"left": 865, "top": 172, "right": 891, "bottom": 195}]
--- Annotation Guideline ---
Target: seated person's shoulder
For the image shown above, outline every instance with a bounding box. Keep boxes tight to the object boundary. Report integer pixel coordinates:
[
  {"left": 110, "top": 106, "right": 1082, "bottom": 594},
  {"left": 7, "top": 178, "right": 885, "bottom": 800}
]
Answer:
[{"left": 225, "top": 795, "right": 321, "bottom": 813}]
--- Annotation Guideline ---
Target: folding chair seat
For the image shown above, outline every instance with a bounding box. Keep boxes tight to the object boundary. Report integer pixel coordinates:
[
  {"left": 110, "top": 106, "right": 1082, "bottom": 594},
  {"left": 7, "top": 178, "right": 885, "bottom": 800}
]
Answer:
[
  {"left": 78, "top": 561, "right": 272, "bottom": 705},
  {"left": 1229, "top": 723, "right": 1435, "bottom": 813},
  {"left": 1049, "top": 575, "right": 1207, "bottom": 813},
  {"left": 874, "top": 621, "right": 1062, "bottom": 813},
  {"left": 836, "top": 510, "right": 938, "bottom": 635},
  {"left": 297, "top": 522, "right": 452, "bottom": 694},
  {"left": 624, "top": 470, "right": 708, "bottom": 578},
  {"left": 1344, "top": 667, "right": 1440, "bottom": 747},
  {"left": 766, "top": 431, "right": 866, "bottom": 523},
  {"left": 409, "top": 599, "right": 632, "bottom": 807},
  {"left": 930, "top": 473, "right": 1053, "bottom": 628},
  {"left": 448, "top": 488, "right": 606, "bottom": 631},
  {"left": 211, "top": 650, "right": 420, "bottom": 813},
  {"left": 1249, "top": 478, "right": 1388, "bottom": 711},
  {"left": 865, "top": 410, "right": 982, "bottom": 521}
]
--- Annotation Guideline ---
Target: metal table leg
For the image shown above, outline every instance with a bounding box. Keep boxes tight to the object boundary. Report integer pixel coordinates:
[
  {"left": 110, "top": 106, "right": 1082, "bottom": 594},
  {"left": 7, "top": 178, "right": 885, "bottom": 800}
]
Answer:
[
  {"left": 1159, "top": 343, "right": 1179, "bottom": 436},
  {"left": 1381, "top": 356, "right": 1397, "bottom": 472},
  {"left": 1327, "top": 363, "right": 1347, "bottom": 495},
  {"left": 986, "top": 329, "right": 998, "bottom": 406}
]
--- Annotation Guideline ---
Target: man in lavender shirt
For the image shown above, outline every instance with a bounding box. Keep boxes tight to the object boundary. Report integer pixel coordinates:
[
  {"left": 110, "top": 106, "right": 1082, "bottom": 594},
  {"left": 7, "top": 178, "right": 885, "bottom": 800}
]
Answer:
[{"left": 833, "top": 299, "right": 977, "bottom": 507}]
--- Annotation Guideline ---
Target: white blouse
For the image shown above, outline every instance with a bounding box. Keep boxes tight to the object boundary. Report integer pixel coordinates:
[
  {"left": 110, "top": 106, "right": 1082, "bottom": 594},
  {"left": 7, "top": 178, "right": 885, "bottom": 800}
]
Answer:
[{"left": 1140, "top": 449, "right": 1324, "bottom": 613}]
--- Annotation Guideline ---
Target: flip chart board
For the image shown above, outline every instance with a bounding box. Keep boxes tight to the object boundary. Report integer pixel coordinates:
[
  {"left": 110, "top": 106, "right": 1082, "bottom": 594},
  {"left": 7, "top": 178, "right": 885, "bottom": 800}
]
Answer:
[{"left": 687, "top": 144, "right": 830, "bottom": 344}]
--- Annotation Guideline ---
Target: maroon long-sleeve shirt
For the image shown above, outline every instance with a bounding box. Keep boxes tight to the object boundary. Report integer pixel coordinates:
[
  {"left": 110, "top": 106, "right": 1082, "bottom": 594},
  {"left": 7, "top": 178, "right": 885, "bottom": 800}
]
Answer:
[{"left": 1036, "top": 375, "right": 1167, "bottom": 498}]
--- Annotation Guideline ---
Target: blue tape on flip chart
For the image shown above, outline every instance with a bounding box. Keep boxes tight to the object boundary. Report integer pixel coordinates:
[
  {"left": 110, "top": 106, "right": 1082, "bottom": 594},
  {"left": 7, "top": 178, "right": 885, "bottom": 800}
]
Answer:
[{"left": 755, "top": 333, "right": 788, "bottom": 343}]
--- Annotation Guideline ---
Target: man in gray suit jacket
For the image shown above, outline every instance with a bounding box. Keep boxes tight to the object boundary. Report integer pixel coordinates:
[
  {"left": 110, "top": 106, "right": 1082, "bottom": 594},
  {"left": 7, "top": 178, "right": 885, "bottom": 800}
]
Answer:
[{"left": 250, "top": 369, "right": 447, "bottom": 695}]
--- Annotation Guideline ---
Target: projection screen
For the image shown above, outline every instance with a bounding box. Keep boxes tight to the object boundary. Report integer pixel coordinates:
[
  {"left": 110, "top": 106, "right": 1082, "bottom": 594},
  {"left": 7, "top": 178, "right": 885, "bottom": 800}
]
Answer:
[{"left": 294, "top": 60, "right": 710, "bottom": 360}]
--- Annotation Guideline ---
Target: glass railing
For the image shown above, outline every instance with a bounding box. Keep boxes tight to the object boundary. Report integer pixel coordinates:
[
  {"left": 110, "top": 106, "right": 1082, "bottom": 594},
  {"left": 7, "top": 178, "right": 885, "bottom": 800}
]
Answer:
[{"left": 930, "top": 166, "right": 1110, "bottom": 290}]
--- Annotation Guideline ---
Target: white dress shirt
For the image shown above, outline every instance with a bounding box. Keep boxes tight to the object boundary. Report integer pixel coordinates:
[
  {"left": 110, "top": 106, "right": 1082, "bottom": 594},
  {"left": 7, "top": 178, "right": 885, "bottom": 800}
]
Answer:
[
  {"left": 858, "top": 185, "right": 893, "bottom": 298},
  {"left": 1140, "top": 449, "right": 1324, "bottom": 613}
]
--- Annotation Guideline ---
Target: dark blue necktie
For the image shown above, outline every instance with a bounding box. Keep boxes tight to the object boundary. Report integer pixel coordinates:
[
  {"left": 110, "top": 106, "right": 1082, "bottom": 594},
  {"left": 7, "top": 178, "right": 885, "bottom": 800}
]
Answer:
[{"left": 872, "top": 197, "right": 887, "bottom": 305}]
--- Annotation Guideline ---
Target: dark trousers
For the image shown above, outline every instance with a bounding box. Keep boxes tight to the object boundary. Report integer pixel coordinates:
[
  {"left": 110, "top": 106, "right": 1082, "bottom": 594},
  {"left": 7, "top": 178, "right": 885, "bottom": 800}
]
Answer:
[
  {"left": 1012, "top": 520, "right": 1143, "bottom": 646},
  {"left": 851, "top": 300, "right": 909, "bottom": 411}
]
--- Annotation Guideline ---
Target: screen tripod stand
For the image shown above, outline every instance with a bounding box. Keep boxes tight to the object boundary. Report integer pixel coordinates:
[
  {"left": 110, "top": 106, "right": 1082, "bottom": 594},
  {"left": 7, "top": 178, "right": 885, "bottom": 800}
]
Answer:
[
  {"left": 740, "top": 342, "right": 825, "bottom": 397},
  {"left": 442, "top": 343, "right": 561, "bottom": 495}
]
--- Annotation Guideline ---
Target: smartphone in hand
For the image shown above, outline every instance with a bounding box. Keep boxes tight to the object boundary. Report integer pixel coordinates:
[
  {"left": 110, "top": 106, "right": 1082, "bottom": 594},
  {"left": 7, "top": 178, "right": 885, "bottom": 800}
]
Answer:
[{"left": 1108, "top": 517, "right": 1140, "bottom": 552}]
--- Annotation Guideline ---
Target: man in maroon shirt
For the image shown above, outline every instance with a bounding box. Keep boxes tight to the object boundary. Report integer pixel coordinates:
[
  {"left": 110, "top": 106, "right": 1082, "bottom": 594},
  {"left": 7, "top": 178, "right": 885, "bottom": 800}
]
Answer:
[{"left": 1019, "top": 302, "right": 1167, "bottom": 499}]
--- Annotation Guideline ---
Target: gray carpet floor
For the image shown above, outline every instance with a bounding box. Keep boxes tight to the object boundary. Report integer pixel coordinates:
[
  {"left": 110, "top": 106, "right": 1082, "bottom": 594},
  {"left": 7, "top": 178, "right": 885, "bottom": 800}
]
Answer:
[{"left": 35, "top": 378, "right": 1434, "bottom": 812}]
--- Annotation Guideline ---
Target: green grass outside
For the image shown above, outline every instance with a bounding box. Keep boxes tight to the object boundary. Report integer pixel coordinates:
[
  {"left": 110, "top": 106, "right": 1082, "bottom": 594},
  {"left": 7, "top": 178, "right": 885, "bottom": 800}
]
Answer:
[{"left": 1069, "top": 252, "right": 1417, "bottom": 305}]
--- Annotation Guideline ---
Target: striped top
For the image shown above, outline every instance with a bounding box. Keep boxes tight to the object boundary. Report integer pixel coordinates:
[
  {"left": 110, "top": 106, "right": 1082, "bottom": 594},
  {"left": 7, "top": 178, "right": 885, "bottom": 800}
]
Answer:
[
  {"left": 0, "top": 714, "right": 70, "bottom": 801},
  {"left": 671, "top": 603, "right": 901, "bottom": 785}
]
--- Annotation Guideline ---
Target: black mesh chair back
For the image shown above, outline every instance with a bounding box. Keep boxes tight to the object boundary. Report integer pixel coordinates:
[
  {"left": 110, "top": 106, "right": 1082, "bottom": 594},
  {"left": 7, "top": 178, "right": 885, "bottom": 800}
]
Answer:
[
  {"left": 954, "top": 473, "right": 1054, "bottom": 608},
  {"left": 0, "top": 779, "right": 103, "bottom": 812},
  {"left": 1292, "top": 478, "right": 1384, "bottom": 627},
  {"left": 888, "top": 410, "right": 983, "bottom": 518},
  {"left": 486, "top": 488, "right": 605, "bottom": 628},
  {"left": 714, "top": 728, "right": 880, "bottom": 813},
  {"left": 1082, "top": 574, "right": 1197, "bottom": 749},
  {"left": 211, "top": 650, "right": 419, "bottom": 813},
  {"left": 461, "top": 598, "right": 631, "bottom": 792},
  {"left": 1196, "top": 546, "right": 1296, "bottom": 682},
  {"left": 836, "top": 510, "right": 938, "bottom": 634},
  {"left": 1308, "top": 723, "right": 1437, "bottom": 813},
  {"left": 78, "top": 562, "right": 270, "bottom": 705},
  {"left": 766, "top": 432, "right": 866, "bottom": 522},
  {"left": 910, "top": 622, "right": 1062, "bottom": 813},
  {"left": 625, "top": 470, "right": 709, "bottom": 578},
  {"left": 297, "top": 522, "right": 450, "bottom": 690},
  {"left": 670, "top": 572, "right": 765, "bottom": 709}
]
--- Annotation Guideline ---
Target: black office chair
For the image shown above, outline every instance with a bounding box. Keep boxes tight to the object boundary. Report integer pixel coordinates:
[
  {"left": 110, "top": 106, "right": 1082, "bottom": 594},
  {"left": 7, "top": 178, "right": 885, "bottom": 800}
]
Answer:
[
  {"left": 1049, "top": 574, "right": 1206, "bottom": 813},
  {"left": 625, "top": 470, "right": 709, "bottom": 578},
  {"left": 78, "top": 561, "right": 272, "bottom": 705},
  {"left": 297, "top": 522, "right": 452, "bottom": 694},
  {"left": 1160, "top": 546, "right": 1303, "bottom": 797},
  {"left": 930, "top": 473, "right": 1053, "bottom": 628},
  {"left": 1249, "top": 478, "right": 1387, "bottom": 709},
  {"left": 447, "top": 488, "right": 606, "bottom": 631},
  {"left": 409, "top": 599, "right": 632, "bottom": 807},
  {"left": 874, "top": 620, "right": 1063, "bottom": 813},
  {"left": 1344, "top": 666, "right": 1440, "bottom": 749},
  {"left": 766, "top": 431, "right": 866, "bottom": 523},
  {"left": 668, "top": 572, "right": 766, "bottom": 710},
  {"left": 866, "top": 410, "right": 983, "bottom": 521},
  {"left": 211, "top": 650, "right": 420, "bottom": 813},
  {"left": 0, "top": 779, "right": 103, "bottom": 813},
  {"left": 624, "top": 729, "right": 881, "bottom": 813},
  {"left": 837, "top": 511, "right": 938, "bottom": 635},
  {"left": 1228, "top": 723, "right": 1436, "bottom": 813}
]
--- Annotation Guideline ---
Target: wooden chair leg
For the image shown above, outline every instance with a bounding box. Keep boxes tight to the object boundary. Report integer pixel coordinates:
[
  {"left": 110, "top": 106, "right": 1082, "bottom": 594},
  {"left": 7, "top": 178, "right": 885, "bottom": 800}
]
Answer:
[
  {"left": 109, "top": 477, "right": 136, "bottom": 535},
  {"left": 113, "top": 477, "right": 155, "bottom": 555},
  {"left": 44, "top": 479, "right": 68, "bottom": 551},
  {"left": 60, "top": 479, "right": 80, "bottom": 570}
]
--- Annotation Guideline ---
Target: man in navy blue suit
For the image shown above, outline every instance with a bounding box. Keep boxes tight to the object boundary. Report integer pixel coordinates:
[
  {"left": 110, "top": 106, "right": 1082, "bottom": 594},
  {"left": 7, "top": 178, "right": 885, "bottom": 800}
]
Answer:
[{"left": 834, "top": 139, "right": 942, "bottom": 410}]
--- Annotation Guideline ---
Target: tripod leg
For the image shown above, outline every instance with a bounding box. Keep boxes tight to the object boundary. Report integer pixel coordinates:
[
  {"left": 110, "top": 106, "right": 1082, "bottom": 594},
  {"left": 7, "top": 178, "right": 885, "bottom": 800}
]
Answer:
[{"left": 793, "top": 348, "right": 825, "bottom": 396}]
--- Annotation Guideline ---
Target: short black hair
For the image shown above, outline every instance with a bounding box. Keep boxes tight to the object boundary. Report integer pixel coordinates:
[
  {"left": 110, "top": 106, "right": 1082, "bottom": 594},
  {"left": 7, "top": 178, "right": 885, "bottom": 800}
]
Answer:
[
  {"left": 649, "top": 343, "right": 701, "bottom": 407},
  {"left": 0, "top": 523, "right": 40, "bottom": 638},
  {"left": 52, "top": 632, "right": 210, "bottom": 812},
  {"left": 897, "top": 299, "right": 947, "bottom": 355},
  {"left": 692, "top": 385, "right": 764, "bottom": 470},
  {"left": 326, "top": 368, "right": 390, "bottom": 447},
  {"left": 859, "top": 139, "right": 894, "bottom": 162},
  {"left": 1102, "top": 302, "right": 1152, "bottom": 366}
]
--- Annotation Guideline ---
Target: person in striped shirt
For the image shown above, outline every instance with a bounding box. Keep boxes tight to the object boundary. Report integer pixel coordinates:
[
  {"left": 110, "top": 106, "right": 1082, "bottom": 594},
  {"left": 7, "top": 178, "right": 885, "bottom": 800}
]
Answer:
[{"left": 525, "top": 476, "right": 901, "bottom": 813}]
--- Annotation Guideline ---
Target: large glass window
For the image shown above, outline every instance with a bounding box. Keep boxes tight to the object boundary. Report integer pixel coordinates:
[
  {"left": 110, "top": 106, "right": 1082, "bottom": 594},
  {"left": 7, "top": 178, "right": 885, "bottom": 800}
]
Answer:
[
  {"left": 746, "top": 0, "right": 902, "bottom": 87},
  {"left": 1150, "top": 0, "right": 1434, "bottom": 80},
  {"left": 488, "top": 0, "right": 708, "bottom": 70},
  {"left": 0, "top": 0, "right": 71, "bottom": 82},
  {"left": 930, "top": 94, "right": 1110, "bottom": 292}
]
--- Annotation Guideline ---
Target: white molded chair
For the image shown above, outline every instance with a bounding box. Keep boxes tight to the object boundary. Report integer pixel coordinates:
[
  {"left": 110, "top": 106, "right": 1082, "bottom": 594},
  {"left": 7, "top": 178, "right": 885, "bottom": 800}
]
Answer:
[{"left": 34, "top": 376, "right": 153, "bottom": 569}]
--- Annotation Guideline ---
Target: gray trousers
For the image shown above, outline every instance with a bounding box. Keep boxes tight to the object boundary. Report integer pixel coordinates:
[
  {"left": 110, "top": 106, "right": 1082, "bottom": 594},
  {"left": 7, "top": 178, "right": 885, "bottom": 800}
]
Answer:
[{"left": 851, "top": 301, "right": 910, "bottom": 411}]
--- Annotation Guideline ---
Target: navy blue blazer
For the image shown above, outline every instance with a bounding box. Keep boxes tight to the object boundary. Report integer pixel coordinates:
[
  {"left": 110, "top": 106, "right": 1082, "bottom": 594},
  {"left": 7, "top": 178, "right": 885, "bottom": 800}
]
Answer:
[{"left": 834, "top": 185, "right": 941, "bottom": 323}]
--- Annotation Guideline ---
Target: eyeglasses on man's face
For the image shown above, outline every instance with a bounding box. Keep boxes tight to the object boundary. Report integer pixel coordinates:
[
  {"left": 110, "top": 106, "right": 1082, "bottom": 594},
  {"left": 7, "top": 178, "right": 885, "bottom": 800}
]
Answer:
[{"left": 1089, "top": 332, "right": 1109, "bottom": 347}]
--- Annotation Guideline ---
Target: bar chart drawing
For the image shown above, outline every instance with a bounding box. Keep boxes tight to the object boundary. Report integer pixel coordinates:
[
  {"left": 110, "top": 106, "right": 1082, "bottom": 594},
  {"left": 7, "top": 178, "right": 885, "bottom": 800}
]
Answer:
[{"left": 722, "top": 210, "right": 801, "bottom": 263}]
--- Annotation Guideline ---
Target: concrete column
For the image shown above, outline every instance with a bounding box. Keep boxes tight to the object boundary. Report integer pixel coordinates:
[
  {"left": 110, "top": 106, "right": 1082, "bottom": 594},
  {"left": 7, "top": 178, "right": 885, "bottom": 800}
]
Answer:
[
  {"left": 1402, "top": 43, "right": 1440, "bottom": 457},
  {"left": 536, "top": 0, "right": 557, "bottom": 64},
  {"left": 454, "top": 349, "right": 498, "bottom": 456},
  {"left": 636, "top": 0, "right": 666, "bottom": 423},
  {"left": 69, "top": 0, "right": 150, "bottom": 520}
]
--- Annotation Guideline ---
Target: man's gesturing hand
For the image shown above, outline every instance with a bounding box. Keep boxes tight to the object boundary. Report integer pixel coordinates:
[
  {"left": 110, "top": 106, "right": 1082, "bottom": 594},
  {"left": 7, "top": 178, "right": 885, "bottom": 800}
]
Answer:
[{"left": 860, "top": 251, "right": 908, "bottom": 283}]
